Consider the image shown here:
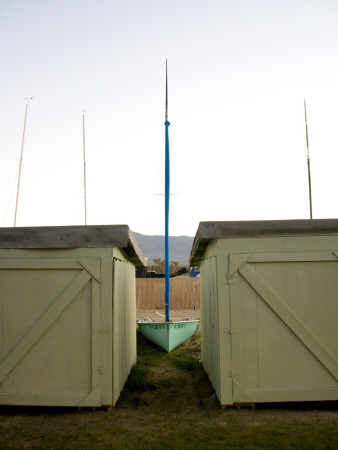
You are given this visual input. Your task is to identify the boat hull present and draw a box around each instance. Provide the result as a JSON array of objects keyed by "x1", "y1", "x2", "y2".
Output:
[{"x1": 137, "y1": 320, "x2": 199, "y2": 352}]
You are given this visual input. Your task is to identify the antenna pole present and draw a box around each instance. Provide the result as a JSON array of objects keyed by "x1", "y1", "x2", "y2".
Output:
[
  {"x1": 83, "y1": 112, "x2": 88, "y2": 225},
  {"x1": 164, "y1": 60, "x2": 170, "y2": 322},
  {"x1": 304, "y1": 99, "x2": 313, "y2": 219},
  {"x1": 14, "y1": 99, "x2": 31, "y2": 227}
]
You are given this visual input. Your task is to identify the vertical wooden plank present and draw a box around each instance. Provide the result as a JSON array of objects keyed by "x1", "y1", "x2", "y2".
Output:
[
  {"x1": 217, "y1": 247, "x2": 234, "y2": 406},
  {"x1": 91, "y1": 277, "x2": 101, "y2": 392},
  {"x1": 0, "y1": 270, "x2": 3, "y2": 360},
  {"x1": 200, "y1": 256, "x2": 221, "y2": 399},
  {"x1": 112, "y1": 256, "x2": 124, "y2": 405},
  {"x1": 100, "y1": 250, "x2": 113, "y2": 406},
  {"x1": 229, "y1": 267, "x2": 241, "y2": 404},
  {"x1": 126, "y1": 260, "x2": 137, "y2": 367}
]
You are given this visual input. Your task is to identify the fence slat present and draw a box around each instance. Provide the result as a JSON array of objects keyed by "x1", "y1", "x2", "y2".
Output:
[{"x1": 136, "y1": 278, "x2": 200, "y2": 309}]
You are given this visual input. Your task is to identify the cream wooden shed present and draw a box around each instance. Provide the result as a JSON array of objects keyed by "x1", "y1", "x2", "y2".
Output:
[
  {"x1": 0, "y1": 225, "x2": 145, "y2": 408},
  {"x1": 190, "y1": 219, "x2": 338, "y2": 407}
]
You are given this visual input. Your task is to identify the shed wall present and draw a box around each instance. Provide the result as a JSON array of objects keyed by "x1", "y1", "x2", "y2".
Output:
[
  {"x1": 0, "y1": 247, "x2": 136, "y2": 407},
  {"x1": 200, "y1": 255, "x2": 220, "y2": 396},
  {"x1": 200, "y1": 235, "x2": 338, "y2": 406},
  {"x1": 112, "y1": 247, "x2": 137, "y2": 405}
]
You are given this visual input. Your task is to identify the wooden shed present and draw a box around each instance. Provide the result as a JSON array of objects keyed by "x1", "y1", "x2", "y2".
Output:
[
  {"x1": 0, "y1": 225, "x2": 145, "y2": 408},
  {"x1": 190, "y1": 219, "x2": 338, "y2": 407}
]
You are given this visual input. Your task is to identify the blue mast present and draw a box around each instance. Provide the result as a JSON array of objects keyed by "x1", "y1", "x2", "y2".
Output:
[{"x1": 164, "y1": 60, "x2": 170, "y2": 322}]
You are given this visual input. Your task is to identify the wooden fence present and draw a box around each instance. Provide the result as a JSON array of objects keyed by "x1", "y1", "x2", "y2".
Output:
[{"x1": 136, "y1": 277, "x2": 200, "y2": 309}]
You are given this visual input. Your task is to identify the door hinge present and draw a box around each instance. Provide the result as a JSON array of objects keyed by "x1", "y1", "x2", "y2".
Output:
[{"x1": 222, "y1": 278, "x2": 236, "y2": 286}]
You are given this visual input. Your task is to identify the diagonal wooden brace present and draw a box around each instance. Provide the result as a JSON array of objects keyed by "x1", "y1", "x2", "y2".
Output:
[{"x1": 0, "y1": 269, "x2": 92, "y2": 383}]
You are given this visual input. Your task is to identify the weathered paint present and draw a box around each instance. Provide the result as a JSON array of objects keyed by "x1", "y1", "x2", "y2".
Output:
[
  {"x1": 191, "y1": 220, "x2": 338, "y2": 406},
  {"x1": 0, "y1": 226, "x2": 144, "y2": 407}
]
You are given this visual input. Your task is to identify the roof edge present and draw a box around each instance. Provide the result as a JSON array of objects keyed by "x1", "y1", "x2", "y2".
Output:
[
  {"x1": 0, "y1": 225, "x2": 146, "y2": 267},
  {"x1": 190, "y1": 219, "x2": 338, "y2": 265}
]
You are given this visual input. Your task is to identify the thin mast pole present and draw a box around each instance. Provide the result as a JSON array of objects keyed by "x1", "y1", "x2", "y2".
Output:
[
  {"x1": 304, "y1": 98, "x2": 313, "y2": 219},
  {"x1": 83, "y1": 112, "x2": 88, "y2": 225},
  {"x1": 164, "y1": 60, "x2": 170, "y2": 322},
  {"x1": 14, "y1": 99, "x2": 31, "y2": 227}
]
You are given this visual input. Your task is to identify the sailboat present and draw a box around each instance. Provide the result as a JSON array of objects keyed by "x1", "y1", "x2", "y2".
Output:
[{"x1": 137, "y1": 62, "x2": 199, "y2": 352}]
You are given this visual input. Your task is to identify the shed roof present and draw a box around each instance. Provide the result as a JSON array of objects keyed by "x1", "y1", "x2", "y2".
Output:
[
  {"x1": 0, "y1": 224, "x2": 145, "y2": 267},
  {"x1": 190, "y1": 219, "x2": 338, "y2": 265}
]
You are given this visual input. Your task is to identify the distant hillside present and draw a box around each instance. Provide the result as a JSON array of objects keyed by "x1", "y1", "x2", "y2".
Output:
[{"x1": 133, "y1": 232, "x2": 194, "y2": 266}]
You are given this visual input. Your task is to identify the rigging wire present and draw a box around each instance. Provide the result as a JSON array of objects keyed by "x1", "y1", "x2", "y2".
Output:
[
  {"x1": 304, "y1": 98, "x2": 313, "y2": 219},
  {"x1": 14, "y1": 97, "x2": 33, "y2": 227}
]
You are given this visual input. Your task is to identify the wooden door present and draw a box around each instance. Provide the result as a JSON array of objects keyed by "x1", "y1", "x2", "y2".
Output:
[
  {"x1": 0, "y1": 257, "x2": 102, "y2": 406},
  {"x1": 228, "y1": 251, "x2": 338, "y2": 403}
]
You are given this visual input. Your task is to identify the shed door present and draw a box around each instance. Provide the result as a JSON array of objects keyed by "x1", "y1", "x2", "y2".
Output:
[
  {"x1": 0, "y1": 258, "x2": 102, "y2": 407},
  {"x1": 229, "y1": 251, "x2": 338, "y2": 403}
]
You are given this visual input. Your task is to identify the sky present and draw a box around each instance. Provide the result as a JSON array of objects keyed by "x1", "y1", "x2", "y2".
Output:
[{"x1": 0, "y1": 0, "x2": 337, "y2": 237}]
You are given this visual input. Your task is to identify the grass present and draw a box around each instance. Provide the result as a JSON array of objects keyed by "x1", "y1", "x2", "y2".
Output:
[
  {"x1": 169, "y1": 330, "x2": 201, "y2": 370},
  {"x1": 122, "y1": 363, "x2": 150, "y2": 392},
  {"x1": 0, "y1": 328, "x2": 337, "y2": 449},
  {"x1": 1, "y1": 409, "x2": 337, "y2": 449}
]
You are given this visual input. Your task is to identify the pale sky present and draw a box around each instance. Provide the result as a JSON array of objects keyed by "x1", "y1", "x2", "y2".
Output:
[{"x1": 1, "y1": 0, "x2": 337, "y2": 236}]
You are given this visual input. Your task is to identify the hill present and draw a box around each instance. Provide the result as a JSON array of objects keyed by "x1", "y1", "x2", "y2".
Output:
[{"x1": 133, "y1": 232, "x2": 194, "y2": 266}]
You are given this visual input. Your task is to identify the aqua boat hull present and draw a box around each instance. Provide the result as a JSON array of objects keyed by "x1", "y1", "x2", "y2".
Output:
[{"x1": 137, "y1": 319, "x2": 199, "y2": 352}]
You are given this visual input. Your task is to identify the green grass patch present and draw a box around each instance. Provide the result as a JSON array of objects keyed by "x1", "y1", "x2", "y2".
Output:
[
  {"x1": 169, "y1": 349, "x2": 199, "y2": 370},
  {"x1": 136, "y1": 327, "x2": 168, "y2": 367},
  {"x1": 123, "y1": 363, "x2": 150, "y2": 392},
  {"x1": 168, "y1": 329, "x2": 201, "y2": 370},
  {"x1": 1, "y1": 412, "x2": 336, "y2": 449}
]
